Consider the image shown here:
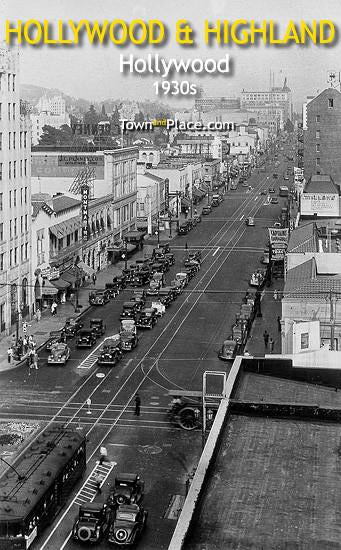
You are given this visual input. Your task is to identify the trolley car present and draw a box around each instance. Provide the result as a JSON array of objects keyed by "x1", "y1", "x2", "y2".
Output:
[{"x1": 0, "y1": 426, "x2": 86, "y2": 549}]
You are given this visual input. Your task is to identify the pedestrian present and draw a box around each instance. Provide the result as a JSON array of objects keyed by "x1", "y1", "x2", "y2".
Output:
[
  {"x1": 51, "y1": 301, "x2": 57, "y2": 316},
  {"x1": 36, "y1": 308, "x2": 41, "y2": 322},
  {"x1": 194, "y1": 208, "x2": 198, "y2": 215},
  {"x1": 23, "y1": 335, "x2": 28, "y2": 353},
  {"x1": 263, "y1": 330, "x2": 269, "y2": 348},
  {"x1": 7, "y1": 347, "x2": 13, "y2": 364},
  {"x1": 99, "y1": 446, "x2": 108, "y2": 465},
  {"x1": 17, "y1": 337, "x2": 23, "y2": 359},
  {"x1": 273, "y1": 289, "x2": 278, "y2": 300},
  {"x1": 94, "y1": 473, "x2": 102, "y2": 494},
  {"x1": 92, "y1": 273, "x2": 97, "y2": 286},
  {"x1": 134, "y1": 393, "x2": 141, "y2": 416},
  {"x1": 277, "y1": 316, "x2": 282, "y2": 332},
  {"x1": 269, "y1": 337, "x2": 274, "y2": 353},
  {"x1": 32, "y1": 353, "x2": 39, "y2": 370}
]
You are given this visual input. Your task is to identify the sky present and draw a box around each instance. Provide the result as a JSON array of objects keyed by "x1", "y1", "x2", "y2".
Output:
[{"x1": 1, "y1": 0, "x2": 341, "y2": 108}]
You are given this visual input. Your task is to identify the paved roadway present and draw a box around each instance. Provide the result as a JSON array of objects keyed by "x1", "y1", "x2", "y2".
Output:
[{"x1": 0, "y1": 141, "x2": 293, "y2": 549}]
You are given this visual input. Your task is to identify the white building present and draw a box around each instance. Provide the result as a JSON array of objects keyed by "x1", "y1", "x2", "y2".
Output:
[
  {"x1": 136, "y1": 167, "x2": 165, "y2": 233},
  {"x1": 0, "y1": 47, "x2": 32, "y2": 336},
  {"x1": 30, "y1": 95, "x2": 70, "y2": 145}
]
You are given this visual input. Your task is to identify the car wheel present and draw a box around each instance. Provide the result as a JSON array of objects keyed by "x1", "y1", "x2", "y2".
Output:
[
  {"x1": 78, "y1": 526, "x2": 91, "y2": 542},
  {"x1": 115, "y1": 494, "x2": 126, "y2": 505},
  {"x1": 115, "y1": 528, "x2": 128, "y2": 543}
]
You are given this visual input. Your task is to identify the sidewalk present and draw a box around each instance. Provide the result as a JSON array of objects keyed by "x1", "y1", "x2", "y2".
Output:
[
  {"x1": 0, "y1": 195, "x2": 210, "y2": 372},
  {"x1": 246, "y1": 278, "x2": 284, "y2": 357}
]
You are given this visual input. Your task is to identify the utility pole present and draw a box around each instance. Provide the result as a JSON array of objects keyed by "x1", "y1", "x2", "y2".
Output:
[{"x1": 329, "y1": 290, "x2": 335, "y2": 351}]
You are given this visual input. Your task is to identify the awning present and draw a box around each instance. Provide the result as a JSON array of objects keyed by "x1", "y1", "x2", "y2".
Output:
[
  {"x1": 51, "y1": 278, "x2": 70, "y2": 290},
  {"x1": 125, "y1": 230, "x2": 144, "y2": 239},
  {"x1": 199, "y1": 187, "x2": 208, "y2": 195},
  {"x1": 136, "y1": 220, "x2": 148, "y2": 229},
  {"x1": 42, "y1": 284, "x2": 58, "y2": 296},
  {"x1": 126, "y1": 243, "x2": 137, "y2": 252},
  {"x1": 76, "y1": 261, "x2": 96, "y2": 276},
  {"x1": 49, "y1": 219, "x2": 77, "y2": 239},
  {"x1": 60, "y1": 270, "x2": 77, "y2": 284},
  {"x1": 192, "y1": 188, "x2": 204, "y2": 199},
  {"x1": 181, "y1": 197, "x2": 191, "y2": 208}
]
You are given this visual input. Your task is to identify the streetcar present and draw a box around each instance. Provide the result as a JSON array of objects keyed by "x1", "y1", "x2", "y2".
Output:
[{"x1": 0, "y1": 426, "x2": 86, "y2": 549}]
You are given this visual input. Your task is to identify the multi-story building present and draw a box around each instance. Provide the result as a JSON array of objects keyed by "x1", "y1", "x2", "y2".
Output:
[
  {"x1": 303, "y1": 88, "x2": 341, "y2": 185},
  {"x1": 241, "y1": 80, "x2": 292, "y2": 122},
  {"x1": 136, "y1": 166, "x2": 165, "y2": 233},
  {"x1": 195, "y1": 96, "x2": 241, "y2": 112},
  {"x1": 30, "y1": 95, "x2": 71, "y2": 145},
  {"x1": 0, "y1": 47, "x2": 32, "y2": 336}
]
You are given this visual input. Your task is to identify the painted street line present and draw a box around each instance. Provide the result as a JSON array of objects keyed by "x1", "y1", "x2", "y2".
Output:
[{"x1": 212, "y1": 247, "x2": 220, "y2": 256}]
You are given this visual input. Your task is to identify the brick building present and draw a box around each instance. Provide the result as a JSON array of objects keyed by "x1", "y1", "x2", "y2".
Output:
[{"x1": 303, "y1": 88, "x2": 341, "y2": 185}]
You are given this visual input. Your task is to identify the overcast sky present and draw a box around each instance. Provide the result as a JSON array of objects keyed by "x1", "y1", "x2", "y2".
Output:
[{"x1": 2, "y1": 0, "x2": 341, "y2": 108}]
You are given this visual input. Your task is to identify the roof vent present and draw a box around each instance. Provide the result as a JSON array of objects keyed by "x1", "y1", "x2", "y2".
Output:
[
  {"x1": 24, "y1": 498, "x2": 31, "y2": 505},
  {"x1": 32, "y1": 489, "x2": 38, "y2": 495},
  {"x1": 45, "y1": 470, "x2": 52, "y2": 477},
  {"x1": 39, "y1": 479, "x2": 45, "y2": 486}
]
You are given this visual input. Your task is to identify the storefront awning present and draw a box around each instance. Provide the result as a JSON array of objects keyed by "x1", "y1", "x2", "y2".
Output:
[
  {"x1": 126, "y1": 243, "x2": 137, "y2": 252},
  {"x1": 42, "y1": 284, "x2": 58, "y2": 296},
  {"x1": 76, "y1": 261, "x2": 96, "y2": 276},
  {"x1": 125, "y1": 230, "x2": 145, "y2": 240},
  {"x1": 49, "y1": 219, "x2": 78, "y2": 239},
  {"x1": 192, "y1": 188, "x2": 205, "y2": 198},
  {"x1": 181, "y1": 197, "x2": 191, "y2": 208},
  {"x1": 60, "y1": 270, "x2": 77, "y2": 284},
  {"x1": 51, "y1": 278, "x2": 70, "y2": 290}
]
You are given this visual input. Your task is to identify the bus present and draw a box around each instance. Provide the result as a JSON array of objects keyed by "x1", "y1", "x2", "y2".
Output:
[
  {"x1": 279, "y1": 186, "x2": 289, "y2": 197},
  {"x1": 0, "y1": 426, "x2": 86, "y2": 549}
]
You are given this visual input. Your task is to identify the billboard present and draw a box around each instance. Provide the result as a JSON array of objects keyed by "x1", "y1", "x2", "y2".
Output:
[
  {"x1": 268, "y1": 228, "x2": 289, "y2": 245},
  {"x1": 301, "y1": 193, "x2": 339, "y2": 217},
  {"x1": 58, "y1": 155, "x2": 104, "y2": 167},
  {"x1": 81, "y1": 185, "x2": 90, "y2": 241}
]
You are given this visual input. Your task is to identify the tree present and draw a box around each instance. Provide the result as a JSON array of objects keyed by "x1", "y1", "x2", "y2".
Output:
[
  {"x1": 38, "y1": 124, "x2": 81, "y2": 147},
  {"x1": 110, "y1": 107, "x2": 121, "y2": 136},
  {"x1": 134, "y1": 111, "x2": 144, "y2": 123},
  {"x1": 83, "y1": 104, "x2": 99, "y2": 125}
]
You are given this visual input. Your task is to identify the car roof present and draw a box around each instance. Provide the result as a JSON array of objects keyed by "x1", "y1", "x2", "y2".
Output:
[
  {"x1": 79, "y1": 329, "x2": 93, "y2": 334},
  {"x1": 117, "y1": 504, "x2": 140, "y2": 513},
  {"x1": 90, "y1": 318, "x2": 103, "y2": 323},
  {"x1": 116, "y1": 473, "x2": 139, "y2": 482},
  {"x1": 80, "y1": 502, "x2": 104, "y2": 512},
  {"x1": 123, "y1": 301, "x2": 136, "y2": 307}
]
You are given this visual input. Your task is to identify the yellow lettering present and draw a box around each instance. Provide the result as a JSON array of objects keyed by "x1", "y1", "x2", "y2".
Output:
[
  {"x1": 204, "y1": 20, "x2": 221, "y2": 44},
  {"x1": 43, "y1": 20, "x2": 57, "y2": 44},
  {"x1": 231, "y1": 20, "x2": 249, "y2": 45},
  {"x1": 148, "y1": 20, "x2": 165, "y2": 44},
  {"x1": 320, "y1": 19, "x2": 335, "y2": 44},
  {"x1": 23, "y1": 20, "x2": 42, "y2": 45},
  {"x1": 58, "y1": 20, "x2": 73, "y2": 44},
  {"x1": 299, "y1": 20, "x2": 317, "y2": 44},
  {"x1": 250, "y1": 19, "x2": 267, "y2": 44},
  {"x1": 109, "y1": 20, "x2": 127, "y2": 44},
  {"x1": 6, "y1": 20, "x2": 22, "y2": 44},
  {"x1": 129, "y1": 20, "x2": 147, "y2": 45},
  {"x1": 68, "y1": 20, "x2": 86, "y2": 44},
  {"x1": 269, "y1": 20, "x2": 286, "y2": 44},
  {"x1": 84, "y1": 20, "x2": 109, "y2": 44},
  {"x1": 283, "y1": 21, "x2": 300, "y2": 44}
]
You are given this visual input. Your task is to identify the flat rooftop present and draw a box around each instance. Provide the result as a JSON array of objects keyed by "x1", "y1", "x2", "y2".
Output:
[{"x1": 185, "y1": 413, "x2": 341, "y2": 550}]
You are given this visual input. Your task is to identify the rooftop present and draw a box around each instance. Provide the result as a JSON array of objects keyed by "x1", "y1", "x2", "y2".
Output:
[
  {"x1": 304, "y1": 175, "x2": 340, "y2": 195},
  {"x1": 284, "y1": 257, "x2": 341, "y2": 298},
  {"x1": 287, "y1": 222, "x2": 319, "y2": 253},
  {"x1": 52, "y1": 194, "x2": 81, "y2": 213}
]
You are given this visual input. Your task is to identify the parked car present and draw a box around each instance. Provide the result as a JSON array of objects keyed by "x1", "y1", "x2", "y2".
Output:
[
  {"x1": 108, "y1": 473, "x2": 145, "y2": 506},
  {"x1": 97, "y1": 338, "x2": 123, "y2": 367},
  {"x1": 170, "y1": 280, "x2": 183, "y2": 296},
  {"x1": 273, "y1": 222, "x2": 282, "y2": 228},
  {"x1": 260, "y1": 252, "x2": 270, "y2": 265},
  {"x1": 63, "y1": 316, "x2": 83, "y2": 339},
  {"x1": 108, "y1": 504, "x2": 147, "y2": 546},
  {"x1": 187, "y1": 251, "x2": 201, "y2": 263},
  {"x1": 130, "y1": 272, "x2": 149, "y2": 287},
  {"x1": 184, "y1": 259, "x2": 200, "y2": 273},
  {"x1": 249, "y1": 269, "x2": 266, "y2": 289},
  {"x1": 178, "y1": 222, "x2": 190, "y2": 235},
  {"x1": 147, "y1": 272, "x2": 164, "y2": 296},
  {"x1": 132, "y1": 289, "x2": 147, "y2": 305},
  {"x1": 183, "y1": 266, "x2": 197, "y2": 280},
  {"x1": 269, "y1": 187, "x2": 276, "y2": 194},
  {"x1": 151, "y1": 300, "x2": 166, "y2": 317},
  {"x1": 158, "y1": 288, "x2": 173, "y2": 308},
  {"x1": 194, "y1": 214, "x2": 202, "y2": 224},
  {"x1": 260, "y1": 189, "x2": 267, "y2": 195},
  {"x1": 202, "y1": 205, "x2": 212, "y2": 215},
  {"x1": 105, "y1": 283, "x2": 118, "y2": 298},
  {"x1": 76, "y1": 329, "x2": 97, "y2": 348},
  {"x1": 72, "y1": 502, "x2": 111, "y2": 544},
  {"x1": 164, "y1": 252, "x2": 175, "y2": 265},
  {"x1": 47, "y1": 342, "x2": 70, "y2": 365},
  {"x1": 120, "y1": 302, "x2": 138, "y2": 322},
  {"x1": 89, "y1": 290, "x2": 110, "y2": 306},
  {"x1": 246, "y1": 217, "x2": 255, "y2": 226},
  {"x1": 174, "y1": 272, "x2": 189, "y2": 288},
  {"x1": 46, "y1": 330, "x2": 64, "y2": 352},
  {"x1": 90, "y1": 318, "x2": 106, "y2": 337},
  {"x1": 273, "y1": 173, "x2": 279, "y2": 179},
  {"x1": 136, "y1": 307, "x2": 157, "y2": 329},
  {"x1": 218, "y1": 339, "x2": 240, "y2": 362},
  {"x1": 113, "y1": 274, "x2": 127, "y2": 290}
]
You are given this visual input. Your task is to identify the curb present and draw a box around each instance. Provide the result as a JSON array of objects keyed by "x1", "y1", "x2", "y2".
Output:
[{"x1": 1, "y1": 302, "x2": 93, "y2": 374}]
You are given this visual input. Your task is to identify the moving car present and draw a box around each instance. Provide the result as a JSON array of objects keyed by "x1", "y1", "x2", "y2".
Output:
[
  {"x1": 113, "y1": 275, "x2": 127, "y2": 290},
  {"x1": 177, "y1": 222, "x2": 190, "y2": 235},
  {"x1": 105, "y1": 283, "x2": 118, "y2": 298},
  {"x1": 72, "y1": 502, "x2": 111, "y2": 544},
  {"x1": 273, "y1": 173, "x2": 279, "y2": 179},
  {"x1": 184, "y1": 260, "x2": 200, "y2": 273},
  {"x1": 187, "y1": 251, "x2": 201, "y2": 263},
  {"x1": 218, "y1": 339, "x2": 240, "y2": 362},
  {"x1": 245, "y1": 217, "x2": 255, "y2": 226},
  {"x1": 147, "y1": 272, "x2": 164, "y2": 296},
  {"x1": 194, "y1": 214, "x2": 202, "y2": 224},
  {"x1": 136, "y1": 307, "x2": 157, "y2": 329},
  {"x1": 158, "y1": 288, "x2": 173, "y2": 308},
  {"x1": 97, "y1": 338, "x2": 123, "y2": 367},
  {"x1": 108, "y1": 473, "x2": 145, "y2": 506},
  {"x1": 120, "y1": 320, "x2": 138, "y2": 351},
  {"x1": 151, "y1": 300, "x2": 166, "y2": 317},
  {"x1": 76, "y1": 329, "x2": 97, "y2": 348},
  {"x1": 120, "y1": 302, "x2": 138, "y2": 322},
  {"x1": 47, "y1": 342, "x2": 70, "y2": 365},
  {"x1": 89, "y1": 290, "x2": 110, "y2": 306},
  {"x1": 260, "y1": 189, "x2": 267, "y2": 195},
  {"x1": 269, "y1": 187, "x2": 276, "y2": 194},
  {"x1": 249, "y1": 269, "x2": 266, "y2": 289},
  {"x1": 46, "y1": 330, "x2": 64, "y2": 352},
  {"x1": 174, "y1": 272, "x2": 189, "y2": 288},
  {"x1": 90, "y1": 318, "x2": 106, "y2": 337},
  {"x1": 63, "y1": 316, "x2": 83, "y2": 339},
  {"x1": 164, "y1": 252, "x2": 175, "y2": 265},
  {"x1": 270, "y1": 197, "x2": 279, "y2": 204},
  {"x1": 130, "y1": 271, "x2": 149, "y2": 287},
  {"x1": 108, "y1": 504, "x2": 147, "y2": 546},
  {"x1": 202, "y1": 205, "x2": 212, "y2": 215}
]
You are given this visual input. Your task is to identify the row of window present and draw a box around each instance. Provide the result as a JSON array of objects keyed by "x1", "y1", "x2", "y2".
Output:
[
  {"x1": 0, "y1": 243, "x2": 28, "y2": 271},
  {"x1": 0, "y1": 188, "x2": 28, "y2": 211},
  {"x1": 0, "y1": 102, "x2": 18, "y2": 121},
  {"x1": 0, "y1": 130, "x2": 28, "y2": 150},
  {"x1": 0, "y1": 73, "x2": 16, "y2": 93},
  {"x1": 8, "y1": 215, "x2": 29, "y2": 238},
  {"x1": 0, "y1": 160, "x2": 28, "y2": 180},
  {"x1": 315, "y1": 99, "x2": 334, "y2": 123}
]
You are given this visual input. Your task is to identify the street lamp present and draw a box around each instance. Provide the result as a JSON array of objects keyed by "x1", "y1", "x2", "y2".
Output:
[{"x1": 122, "y1": 238, "x2": 128, "y2": 270}]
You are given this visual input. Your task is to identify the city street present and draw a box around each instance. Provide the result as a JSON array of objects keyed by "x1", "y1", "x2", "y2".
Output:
[{"x1": 0, "y1": 152, "x2": 289, "y2": 549}]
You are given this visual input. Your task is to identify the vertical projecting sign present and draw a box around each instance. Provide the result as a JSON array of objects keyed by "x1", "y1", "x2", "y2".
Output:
[
  {"x1": 81, "y1": 185, "x2": 89, "y2": 241},
  {"x1": 164, "y1": 179, "x2": 169, "y2": 212}
]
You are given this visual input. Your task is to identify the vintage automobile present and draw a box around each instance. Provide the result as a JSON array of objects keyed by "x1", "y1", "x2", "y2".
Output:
[
  {"x1": 72, "y1": 502, "x2": 112, "y2": 544},
  {"x1": 108, "y1": 504, "x2": 147, "y2": 546},
  {"x1": 194, "y1": 214, "x2": 202, "y2": 224},
  {"x1": 201, "y1": 205, "x2": 212, "y2": 215},
  {"x1": 183, "y1": 266, "x2": 196, "y2": 281},
  {"x1": 113, "y1": 274, "x2": 127, "y2": 290},
  {"x1": 158, "y1": 288, "x2": 173, "y2": 308},
  {"x1": 249, "y1": 269, "x2": 266, "y2": 289},
  {"x1": 187, "y1": 251, "x2": 201, "y2": 263},
  {"x1": 135, "y1": 258, "x2": 153, "y2": 270},
  {"x1": 184, "y1": 259, "x2": 200, "y2": 273},
  {"x1": 260, "y1": 189, "x2": 268, "y2": 195},
  {"x1": 164, "y1": 252, "x2": 175, "y2": 265},
  {"x1": 269, "y1": 187, "x2": 276, "y2": 194},
  {"x1": 63, "y1": 316, "x2": 84, "y2": 339},
  {"x1": 130, "y1": 271, "x2": 149, "y2": 287},
  {"x1": 270, "y1": 197, "x2": 279, "y2": 204},
  {"x1": 177, "y1": 222, "x2": 190, "y2": 235},
  {"x1": 97, "y1": 337, "x2": 123, "y2": 367},
  {"x1": 136, "y1": 307, "x2": 157, "y2": 329},
  {"x1": 132, "y1": 289, "x2": 146, "y2": 305},
  {"x1": 120, "y1": 302, "x2": 139, "y2": 322},
  {"x1": 89, "y1": 290, "x2": 110, "y2": 306},
  {"x1": 169, "y1": 280, "x2": 183, "y2": 296},
  {"x1": 151, "y1": 261, "x2": 166, "y2": 274},
  {"x1": 218, "y1": 339, "x2": 240, "y2": 362},
  {"x1": 120, "y1": 320, "x2": 138, "y2": 352},
  {"x1": 76, "y1": 329, "x2": 97, "y2": 349},
  {"x1": 246, "y1": 217, "x2": 255, "y2": 226},
  {"x1": 174, "y1": 272, "x2": 189, "y2": 288},
  {"x1": 47, "y1": 342, "x2": 70, "y2": 365},
  {"x1": 108, "y1": 473, "x2": 145, "y2": 506},
  {"x1": 147, "y1": 272, "x2": 164, "y2": 296},
  {"x1": 105, "y1": 282, "x2": 118, "y2": 298},
  {"x1": 211, "y1": 196, "x2": 220, "y2": 207},
  {"x1": 46, "y1": 330, "x2": 64, "y2": 352},
  {"x1": 151, "y1": 300, "x2": 166, "y2": 317},
  {"x1": 90, "y1": 318, "x2": 106, "y2": 337},
  {"x1": 162, "y1": 286, "x2": 177, "y2": 302},
  {"x1": 260, "y1": 251, "x2": 270, "y2": 265}
]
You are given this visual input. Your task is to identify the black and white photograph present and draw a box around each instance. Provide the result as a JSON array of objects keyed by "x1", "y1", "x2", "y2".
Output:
[{"x1": 1, "y1": 0, "x2": 341, "y2": 548}]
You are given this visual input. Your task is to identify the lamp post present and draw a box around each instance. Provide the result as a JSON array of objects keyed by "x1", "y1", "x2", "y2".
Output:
[{"x1": 122, "y1": 238, "x2": 128, "y2": 270}]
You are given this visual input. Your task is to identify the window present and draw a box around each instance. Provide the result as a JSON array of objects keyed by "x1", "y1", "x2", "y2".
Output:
[
  {"x1": 9, "y1": 220, "x2": 12, "y2": 238},
  {"x1": 21, "y1": 244, "x2": 24, "y2": 261},
  {"x1": 20, "y1": 216, "x2": 23, "y2": 233},
  {"x1": 25, "y1": 243, "x2": 28, "y2": 259},
  {"x1": 9, "y1": 190, "x2": 11, "y2": 208},
  {"x1": 24, "y1": 132, "x2": 27, "y2": 148},
  {"x1": 0, "y1": 163, "x2": 2, "y2": 181},
  {"x1": 12, "y1": 75, "x2": 15, "y2": 92},
  {"x1": 328, "y1": 98, "x2": 334, "y2": 108},
  {"x1": 14, "y1": 247, "x2": 17, "y2": 265},
  {"x1": 14, "y1": 218, "x2": 17, "y2": 236},
  {"x1": 316, "y1": 114, "x2": 320, "y2": 123},
  {"x1": 19, "y1": 132, "x2": 22, "y2": 148},
  {"x1": 24, "y1": 187, "x2": 27, "y2": 203},
  {"x1": 13, "y1": 132, "x2": 15, "y2": 149},
  {"x1": 7, "y1": 103, "x2": 10, "y2": 120},
  {"x1": 24, "y1": 214, "x2": 27, "y2": 231},
  {"x1": 316, "y1": 130, "x2": 320, "y2": 139},
  {"x1": 0, "y1": 254, "x2": 4, "y2": 271},
  {"x1": 316, "y1": 144, "x2": 320, "y2": 152},
  {"x1": 9, "y1": 249, "x2": 12, "y2": 267},
  {"x1": 12, "y1": 103, "x2": 15, "y2": 120},
  {"x1": 316, "y1": 158, "x2": 321, "y2": 166},
  {"x1": 8, "y1": 132, "x2": 11, "y2": 150},
  {"x1": 0, "y1": 133, "x2": 2, "y2": 150},
  {"x1": 66, "y1": 234, "x2": 71, "y2": 246},
  {"x1": 0, "y1": 103, "x2": 2, "y2": 120},
  {"x1": 13, "y1": 190, "x2": 16, "y2": 207},
  {"x1": 0, "y1": 223, "x2": 3, "y2": 241},
  {"x1": 8, "y1": 162, "x2": 11, "y2": 179},
  {"x1": 24, "y1": 159, "x2": 27, "y2": 176},
  {"x1": 13, "y1": 161, "x2": 16, "y2": 178},
  {"x1": 0, "y1": 194, "x2": 3, "y2": 211},
  {"x1": 20, "y1": 188, "x2": 23, "y2": 204},
  {"x1": 7, "y1": 75, "x2": 10, "y2": 92},
  {"x1": 20, "y1": 160, "x2": 22, "y2": 176}
]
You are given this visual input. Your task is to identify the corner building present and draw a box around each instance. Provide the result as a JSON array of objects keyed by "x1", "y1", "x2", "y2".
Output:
[{"x1": 0, "y1": 48, "x2": 32, "y2": 336}]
